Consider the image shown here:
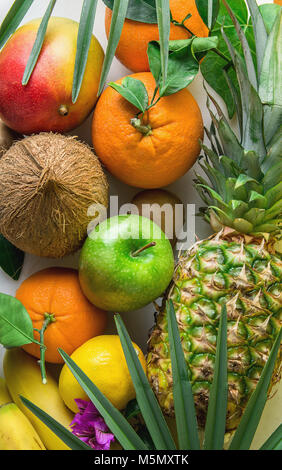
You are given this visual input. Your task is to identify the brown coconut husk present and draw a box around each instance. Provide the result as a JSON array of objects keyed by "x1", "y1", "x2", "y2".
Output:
[{"x1": 0, "y1": 132, "x2": 108, "y2": 258}]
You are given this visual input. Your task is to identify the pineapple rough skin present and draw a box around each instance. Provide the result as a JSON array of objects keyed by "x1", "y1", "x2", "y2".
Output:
[{"x1": 147, "y1": 230, "x2": 282, "y2": 431}]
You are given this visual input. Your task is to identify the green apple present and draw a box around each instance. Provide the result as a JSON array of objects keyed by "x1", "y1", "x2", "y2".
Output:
[{"x1": 78, "y1": 214, "x2": 174, "y2": 312}]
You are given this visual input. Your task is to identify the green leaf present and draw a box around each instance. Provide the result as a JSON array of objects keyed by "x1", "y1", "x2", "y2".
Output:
[
  {"x1": 260, "y1": 3, "x2": 282, "y2": 35},
  {"x1": 259, "y1": 10, "x2": 282, "y2": 107},
  {"x1": 114, "y1": 314, "x2": 176, "y2": 451},
  {"x1": 195, "y1": 0, "x2": 220, "y2": 30},
  {"x1": 191, "y1": 36, "x2": 219, "y2": 55},
  {"x1": 221, "y1": 28, "x2": 266, "y2": 158},
  {"x1": 72, "y1": 0, "x2": 98, "y2": 103},
  {"x1": 201, "y1": 0, "x2": 254, "y2": 119},
  {"x1": 229, "y1": 328, "x2": 282, "y2": 450},
  {"x1": 0, "y1": 293, "x2": 34, "y2": 348},
  {"x1": 148, "y1": 40, "x2": 199, "y2": 97},
  {"x1": 246, "y1": 0, "x2": 268, "y2": 77},
  {"x1": 166, "y1": 300, "x2": 200, "y2": 450},
  {"x1": 109, "y1": 77, "x2": 149, "y2": 113},
  {"x1": 20, "y1": 396, "x2": 91, "y2": 450},
  {"x1": 102, "y1": 0, "x2": 158, "y2": 24},
  {"x1": 98, "y1": 0, "x2": 129, "y2": 96},
  {"x1": 0, "y1": 0, "x2": 34, "y2": 50},
  {"x1": 0, "y1": 235, "x2": 24, "y2": 280},
  {"x1": 222, "y1": 0, "x2": 257, "y2": 91},
  {"x1": 260, "y1": 424, "x2": 282, "y2": 451},
  {"x1": 59, "y1": 348, "x2": 146, "y2": 450},
  {"x1": 155, "y1": 0, "x2": 170, "y2": 86},
  {"x1": 124, "y1": 399, "x2": 141, "y2": 420},
  {"x1": 22, "y1": 0, "x2": 56, "y2": 86},
  {"x1": 203, "y1": 305, "x2": 228, "y2": 450}
]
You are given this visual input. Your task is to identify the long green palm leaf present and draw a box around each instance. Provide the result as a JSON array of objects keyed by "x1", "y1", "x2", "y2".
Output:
[
  {"x1": 260, "y1": 424, "x2": 282, "y2": 451},
  {"x1": 59, "y1": 348, "x2": 147, "y2": 450},
  {"x1": 203, "y1": 304, "x2": 228, "y2": 450},
  {"x1": 72, "y1": 0, "x2": 98, "y2": 103},
  {"x1": 22, "y1": 0, "x2": 56, "y2": 85},
  {"x1": 166, "y1": 300, "x2": 200, "y2": 450},
  {"x1": 115, "y1": 314, "x2": 176, "y2": 451},
  {"x1": 98, "y1": 0, "x2": 129, "y2": 96},
  {"x1": 0, "y1": 0, "x2": 34, "y2": 50},
  {"x1": 155, "y1": 0, "x2": 170, "y2": 86},
  {"x1": 20, "y1": 396, "x2": 92, "y2": 450}
]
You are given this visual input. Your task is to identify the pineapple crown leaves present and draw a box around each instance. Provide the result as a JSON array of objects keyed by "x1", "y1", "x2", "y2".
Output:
[
  {"x1": 196, "y1": 1, "x2": 282, "y2": 237},
  {"x1": 20, "y1": 303, "x2": 282, "y2": 451}
]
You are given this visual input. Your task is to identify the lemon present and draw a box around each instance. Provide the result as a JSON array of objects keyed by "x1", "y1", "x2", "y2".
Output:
[{"x1": 59, "y1": 335, "x2": 146, "y2": 413}]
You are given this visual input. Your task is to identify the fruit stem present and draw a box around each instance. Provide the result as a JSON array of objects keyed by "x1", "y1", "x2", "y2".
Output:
[
  {"x1": 37, "y1": 313, "x2": 56, "y2": 385},
  {"x1": 58, "y1": 104, "x2": 69, "y2": 116},
  {"x1": 131, "y1": 117, "x2": 152, "y2": 136},
  {"x1": 131, "y1": 242, "x2": 156, "y2": 257}
]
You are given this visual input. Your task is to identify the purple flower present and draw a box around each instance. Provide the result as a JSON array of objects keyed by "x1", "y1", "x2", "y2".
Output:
[{"x1": 70, "y1": 399, "x2": 115, "y2": 450}]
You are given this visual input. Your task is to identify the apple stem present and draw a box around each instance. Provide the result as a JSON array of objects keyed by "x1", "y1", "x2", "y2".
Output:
[{"x1": 131, "y1": 242, "x2": 156, "y2": 257}]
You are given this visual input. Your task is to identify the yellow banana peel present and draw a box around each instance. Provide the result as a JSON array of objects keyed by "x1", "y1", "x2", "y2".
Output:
[
  {"x1": 0, "y1": 402, "x2": 45, "y2": 450},
  {"x1": 4, "y1": 348, "x2": 74, "y2": 451}
]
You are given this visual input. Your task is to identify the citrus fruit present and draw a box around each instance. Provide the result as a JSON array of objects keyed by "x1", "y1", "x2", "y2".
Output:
[
  {"x1": 59, "y1": 335, "x2": 147, "y2": 412},
  {"x1": 105, "y1": 0, "x2": 209, "y2": 72},
  {"x1": 16, "y1": 267, "x2": 107, "y2": 363},
  {"x1": 0, "y1": 18, "x2": 104, "y2": 134},
  {"x1": 92, "y1": 72, "x2": 203, "y2": 188}
]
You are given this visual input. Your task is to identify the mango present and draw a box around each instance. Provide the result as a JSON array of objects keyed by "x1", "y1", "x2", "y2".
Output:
[{"x1": 0, "y1": 17, "x2": 104, "y2": 134}]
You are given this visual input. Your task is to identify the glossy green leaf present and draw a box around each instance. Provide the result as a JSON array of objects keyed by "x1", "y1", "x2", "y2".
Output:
[
  {"x1": 0, "y1": 0, "x2": 34, "y2": 50},
  {"x1": 260, "y1": 425, "x2": 282, "y2": 451},
  {"x1": 102, "y1": 0, "x2": 158, "y2": 24},
  {"x1": 72, "y1": 0, "x2": 98, "y2": 103},
  {"x1": 192, "y1": 36, "x2": 219, "y2": 55},
  {"x1": 22, "y1": 0, "x2": 56, "y2": 86},
  {"x1": 109, "y1": 77, "x2": 149, "y2": 112},
  {"x1": 59, "y1": 348, "x2": 147, "y2": 450},
  {"x1": 166, "y1": 300, "x2": 200, "y2": 450},
  {"x1": 203, "y1": 305, "x2": 228, "y2": 450},
  {"x1": 0, "y1": 235, "x2": 24, "y2": 280},
  {"x1": 229, "y1": 328, "x2": 282, "y2": 450},
  {"x1": 148, "y1": 40, "x2": 199, "y2": 97},
  {"x1": 115, "y1": 314, "x2": 176, "y2": 451},
  {"x1": 195, "y1": 0, "x2": 220, "y2": 30},
  {"x1": 0, "y1": 293, "x2": 34, "y2": 348},
  {"x1": 98, "y1": 0, "x2": 129, "y2": 96},
  {"x1": 155, "y1": 0, "x2": 170, "y2": 85},
  {"x1": 246, "y1": 0, "x2": 268, "y2": 77},
  {"x1": 20, "y1": 396, "x2": 91, "y2": 450}
]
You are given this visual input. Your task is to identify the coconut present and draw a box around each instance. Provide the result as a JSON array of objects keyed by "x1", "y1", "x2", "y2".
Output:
[{"x1": 0, "y1": 133, "x2": 108, "y2": 258}]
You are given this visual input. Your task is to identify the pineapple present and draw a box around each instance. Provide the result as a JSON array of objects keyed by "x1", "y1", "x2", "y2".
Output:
[{"x1": 147, "y1": 1, "x2": 282, "y2": 432}]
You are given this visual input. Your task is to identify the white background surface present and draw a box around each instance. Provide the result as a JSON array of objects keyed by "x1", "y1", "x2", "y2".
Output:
[{"x1": 0, "y1": 0, "x2": 279, "y2": 449}]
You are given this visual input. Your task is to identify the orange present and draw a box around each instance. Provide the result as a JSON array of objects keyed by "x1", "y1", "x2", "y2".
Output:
[
  {"x1": 274, "y1": 0, "x2": 282, "y2": 5},
  {"x1": 105, "y1": 0, "x2": 209, "y2": 72},
  {"x1": 16, "y1": 267, "x2": 107, "y2": 363},
  {"x1": 92, "y1": 72, "x2": 203, "y2": 189}
]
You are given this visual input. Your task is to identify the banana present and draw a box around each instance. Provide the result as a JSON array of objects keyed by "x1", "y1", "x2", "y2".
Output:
[
  {"x1": 0, "y1": 377, "x2": 12, "y2": 406},
  {"x1": 4, "y1": 348, "x2": 74, "y2": 450},
  {"x1": 0, "y1": 403, "x2": 45, "y2": 450}
]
